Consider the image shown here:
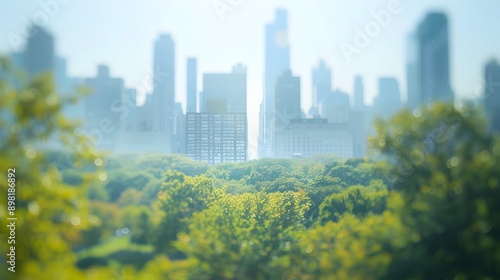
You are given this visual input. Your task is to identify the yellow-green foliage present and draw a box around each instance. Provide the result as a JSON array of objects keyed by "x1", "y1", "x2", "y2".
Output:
[
  {"x1": 176, "y1": 191, "x2": 310, "y2": 279},
  {"x1": 0, "y1": 58, "x2": 107, "y2": 279}
]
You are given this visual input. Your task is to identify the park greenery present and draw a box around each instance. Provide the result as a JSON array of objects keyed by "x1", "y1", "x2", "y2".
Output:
[{"x1": 1, "y1": 57, "x2": 500, "y2": 279}]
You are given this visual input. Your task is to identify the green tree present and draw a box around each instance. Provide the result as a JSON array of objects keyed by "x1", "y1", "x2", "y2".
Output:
[
  {"x1": 0, "y1": 58, "x2": 111, "y2": 279},
  {"x1": 104, "y1": 169, "x2": 152, "y2": 201},
  {"x1": 176, "y1": 191, "x2": 310, "y2": 280},
  {"x1": 272, "y1": 208, "x2": 410, "y2": 280},
  {"x1": 78, "y1": 201, "x2": 123, "y2": 248},
  {"x1": 371, "y1": 103, "x2": 500, "y2": 279},
  {"x1": 318, "y1": 185, "x2": 388, "y2": 224},
  {"x1": 122, "y1": 205, "x2": 155, "y2": 244},
  {"x1": 152, "y1": 171, "x2": 224, "y2": 254},
  {"x1": 301, "y1": 175, "x2": 346, "y2": 227}
]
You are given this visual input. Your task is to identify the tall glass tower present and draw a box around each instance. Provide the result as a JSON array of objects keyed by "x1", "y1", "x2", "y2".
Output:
[
  {"x1": 24, "y1": 25, "x2": 54, "y2": 78},
  {"x1": 152, "y1": 34, "x2": 176, "y2": 152},
  {"x1": 258, "y1": 9, "x2": 290, "y2": 158},
  {"x1": 417, "y1": 12, "x2": 454, "y2": 106}
]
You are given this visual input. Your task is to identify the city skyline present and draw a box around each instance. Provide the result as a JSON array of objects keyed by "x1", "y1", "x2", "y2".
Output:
[
  {"x1": 1, "y1": 0, "x2": 500, "y2": 158},
  {"x1": 2, "y1": 3, "x2": 500, "y2": 279}
]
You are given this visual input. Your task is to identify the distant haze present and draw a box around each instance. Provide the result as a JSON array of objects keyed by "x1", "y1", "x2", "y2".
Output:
[{"x1": 1, "y1": 0, "x2": 499, "y2": 158}]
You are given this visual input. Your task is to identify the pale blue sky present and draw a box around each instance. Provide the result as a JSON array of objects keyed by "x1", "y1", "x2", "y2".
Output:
[{"x1": 1, "y1": 0, "x2": 499, "y2": 155}]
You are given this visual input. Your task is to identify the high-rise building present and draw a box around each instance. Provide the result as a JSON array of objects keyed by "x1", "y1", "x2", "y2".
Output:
[
  {"x1": 138, "y1": 93, "x2": 154, "y2": 132},
  {"x1": 186, "y1": 58, "x2": 198, "y2": 113},
  {"x1": 406, "y1": 34, "x2": 421, "y2": 110},
  {"x1": 351, "y1": 76, "x2": 367, "y2": 158},
  {"x1": 484, "y1": 60, "x2": 500, "y2": 133},
  {"x1": 353, "y1": 75, "x2": 364, "y2": 111},
  {"x1": 186, "y1": 113, "x2": 247, "y2": 164},
  {"x1": 55, "y1": 57, "x2": 83, "y2": 120},
  {"x1": 152, "y1": 34, "x2": 176, "y2": 152},
  {"x1": 83, "y1": 65, "x2": 124, "y2": 148},
  {"x1": 275, "y1": 70, "x2": 301, "y2": 124},
  {"x1": 186, "y1": 65, "x2": 248, "y2": 164},
  {"x1": 24, "y1": 25, "x2": 55, "y2": 78},
  {"x1": 374, "y1": 77, "x2": 402, "y2": 119},
  {"x1": 259, "y1": 8, "x2": 290, "y2": 158},
  {"x1": 320, "y1": 90, "x2": 351, "y2": 123},
  {"x1": 55, "y1": 57, "x2": 69, "y2": 92},
  {"x1": 173, "y1": 102, "x2": 186, "y2": 154},
  {"x1": 201, "y1": 64, "x2": 247, "y2": 113},
  {"x1": 312, "y1": 60, "x2": 332, "y2": 108},
  {"x1": 274, "y1": 119, "x2": 353, "y2": 159},
  {"x1": 408, "y1": 12, "x2": 454, "y2": 108},
  {"x1": 122, "y1": 88, "x2": 138, "y2": 131},
  {"x1": 116, "y1": 92, "x2": 171, "y2": 154}
]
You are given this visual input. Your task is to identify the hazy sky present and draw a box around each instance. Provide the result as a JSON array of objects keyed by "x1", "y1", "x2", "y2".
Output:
[{"x1": 1, "y1": 0, "x2": 500, "y2": 157}]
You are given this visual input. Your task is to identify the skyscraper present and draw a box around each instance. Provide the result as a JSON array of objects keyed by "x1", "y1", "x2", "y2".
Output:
[
  {"x1": 84, "y1": 65, "x2": 124, "y2": 148},
  {"x1": 484, "y1": 60, "x2": 500, "y2": 133},
  {"x1": 55, "y1": 57, "x2": 80, "y2": 97},
  {"x1": 353, "y1": 75, "x2": 364, "y2": 111},
  {"x1": 406, "y1": 34, "x2": 421, "y2": 110},
  {"x1": 186, "y1": 58, "x2": 197, "y2": 113},
  {"x1": 320, "y1": 90, "x2": 351, "y2": 124},
  {"x1": 153, "y1": 34, "x2": 176, "y2": 152},
  {"x1": 374, "y1": 77, "x2": 402, "y2": 119},
  {"x1": 55, "y1": 57, "x2": 68, "y2": 92},
  {"x1": 351, "y1": 75, "x2": 367, "y2": 158},
  {"x1": 24, "y1": 25, "x2": 54, "y2": 78},
  {"x1": 173, "y1": 102, "x2": 186, "y2": 154},
  {"x1": 138, "y1": 93, "x2": 154, "y2": 132},
  {"x1": 122, "y1": 88, "x2": 138, "y2": 131},
  {"x1": 186, "y1": 65, "x2": 248, "y2": 164},
  {"x1": 259, "y1": 8, "x2": 290, "y2": 158},
  {"x1": 275, "y1": 70, "x2": 301, "y2": 124},
  {"x1": 408, "y1": 12, "x2": 454, "y2": 108},
  {"x1": 312, "y1": 60, "x2": 332, "y2": 108},
  {"x1": 201, "y1": 64, "x2": 247, "y2": 113}
]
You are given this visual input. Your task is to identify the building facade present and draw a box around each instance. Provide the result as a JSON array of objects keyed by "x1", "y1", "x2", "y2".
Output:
[
  {"x1": 274, "y1": 119, "x2": 353, "y2": 159},
  {"x1": 186, "y1": 113, "x2": 247, "y2": 164},
  {"x1": 186, "y1": 64, "x2": 248, "y2": 164}
]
